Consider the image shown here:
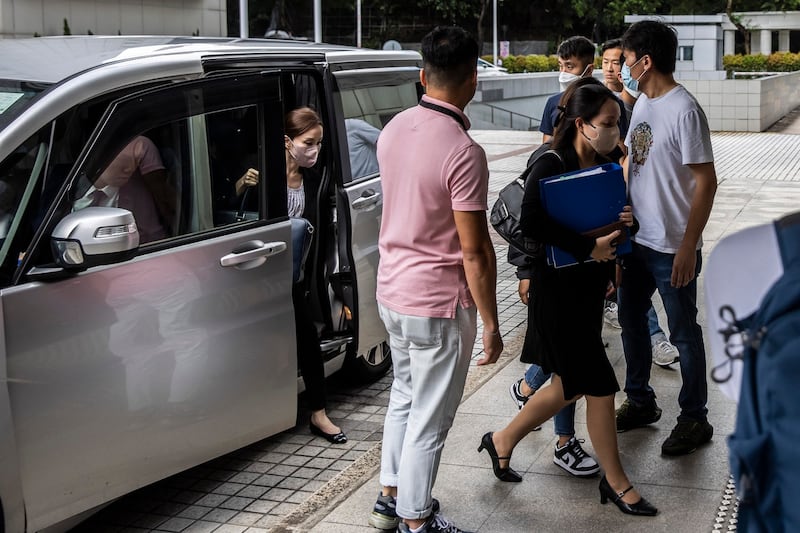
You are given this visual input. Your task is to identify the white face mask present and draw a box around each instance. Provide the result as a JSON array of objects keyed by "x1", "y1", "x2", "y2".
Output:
[
  {"x1": 286, "y1": 137, "x2": 320, "y2": 168},
  {"x1": 558, "y1": 64, "x2": 591, "y2": 92},
  {"x1": 582, "y1": 122, "x2": 620, "y2": 155}
]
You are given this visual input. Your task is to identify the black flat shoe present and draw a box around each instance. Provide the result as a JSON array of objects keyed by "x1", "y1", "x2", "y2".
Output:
[
  {"x1": 598, "y1": 476, "x2": 658, "y2": 516},
  {"x1": 477, "y1": 432, "x2": 522, "y2": 482},
  {"x1": 309, "y1": 422, "x2": 347, "y2": 444}
]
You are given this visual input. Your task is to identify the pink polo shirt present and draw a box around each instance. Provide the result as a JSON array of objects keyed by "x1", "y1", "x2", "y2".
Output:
[{"x1": 376, "y1": 95, "x2": 489, "y2": 319}]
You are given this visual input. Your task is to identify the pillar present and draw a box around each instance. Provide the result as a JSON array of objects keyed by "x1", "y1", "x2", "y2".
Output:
[
  {"x1": 760, "y1": 29, "x2": 772, "y2": 56},
  {"x1": 750, "y1": 32, "x2": 759, "y2": 55},
  {"x1": 724, "y1": 30, "x2": 736, "y2": 56},
  {"x1": 779, "y1": 30, "x2": 790, "y2": 52}
]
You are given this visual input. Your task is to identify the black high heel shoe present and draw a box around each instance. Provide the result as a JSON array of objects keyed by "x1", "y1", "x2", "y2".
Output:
[
  {"x1": 598, "y1": 476, "x2": 657, "y2": 516},
  {"x1": 477, "y1": 432, "x2": 522, "y2": 482},
  {"x1": 309, "y1": 422, "x2": 347, "y2": 444}
]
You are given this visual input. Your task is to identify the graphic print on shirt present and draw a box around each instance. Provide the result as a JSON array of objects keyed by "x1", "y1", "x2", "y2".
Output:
[{"x1": 630, "y1": 121, "x2": 653, "y2": 177}]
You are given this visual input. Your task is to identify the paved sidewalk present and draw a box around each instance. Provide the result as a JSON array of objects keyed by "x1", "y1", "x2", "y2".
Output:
[{"x1": 306, "y1": 129, "x2": 800, "y2": 533}]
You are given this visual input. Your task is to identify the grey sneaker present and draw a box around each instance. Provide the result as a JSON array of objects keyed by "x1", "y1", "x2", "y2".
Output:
[
  {"x1": 603, "y1": 302, "x2": 621, "y2": 329},
  {"x1": 397, "y1": 512, "x2": 471, "y2": 533},
  {"x1": 553, "y1": 437, "x2": 600, "y2": 477},
  {"x1": 652, "y1": 339, "x2": 680, "y2": 367},
  {"x1": 369, "y1": 493, "x2": 440, "y2": 531}
]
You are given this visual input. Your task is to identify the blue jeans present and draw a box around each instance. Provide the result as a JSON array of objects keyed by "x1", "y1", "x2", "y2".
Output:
[
  {"x1": 618, "y1": 243, "x2": 708, "y2": 422},
  {"x1": 611, "y1": 293, "x2": 663, "y2": 338},
  {"x1": 647, "y1": 306, "x2": 663, "y2": 338},
  {"x1": 523, "y1": 364, "x2": 575, "y2": 436}
]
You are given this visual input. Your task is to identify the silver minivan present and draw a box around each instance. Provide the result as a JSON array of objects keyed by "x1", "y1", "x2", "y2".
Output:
[{"x1": 0, "y1": 36, "x2": 422, "y2": 532}]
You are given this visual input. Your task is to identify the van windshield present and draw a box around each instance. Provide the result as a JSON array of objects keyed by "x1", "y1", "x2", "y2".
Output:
[{"x1": 0, "y1": 80, "x2": 50, "y2": 131}]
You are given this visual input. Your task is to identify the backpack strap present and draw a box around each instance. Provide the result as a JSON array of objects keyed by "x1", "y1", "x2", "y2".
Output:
[
  {"x1": 543, "y1": 149, "x2": 565, "y2": 171},
  {"x1": 775, "y1": 211, "x2": 800, "y2": 266},
  {"x1": 521, "y1": 149, "x2": 565, "y2": 182}
]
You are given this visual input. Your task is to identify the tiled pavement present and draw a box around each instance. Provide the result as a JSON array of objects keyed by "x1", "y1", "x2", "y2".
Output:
[{"x1": 75, "y1": 126, "x2": 800, "y2": 533}]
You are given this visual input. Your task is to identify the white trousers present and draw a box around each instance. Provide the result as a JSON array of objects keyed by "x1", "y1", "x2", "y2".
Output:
[{"x1": 378, "y1": 303, "x2": 477, "y2": 520}]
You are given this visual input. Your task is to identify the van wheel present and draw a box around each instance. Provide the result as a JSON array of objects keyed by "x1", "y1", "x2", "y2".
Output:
[{"x1": 346, "y1": 341, "x2": 392, "y2": 383}]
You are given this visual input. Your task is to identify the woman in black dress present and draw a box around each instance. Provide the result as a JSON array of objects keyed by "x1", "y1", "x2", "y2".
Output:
[{"x1": 478, "y1": 78, "x2": 656, "y2": 516}]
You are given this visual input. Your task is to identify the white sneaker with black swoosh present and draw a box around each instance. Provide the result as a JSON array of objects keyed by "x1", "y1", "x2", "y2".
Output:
[{"x1": 553, "y1": 437, "x2": 600, "y2": 477}]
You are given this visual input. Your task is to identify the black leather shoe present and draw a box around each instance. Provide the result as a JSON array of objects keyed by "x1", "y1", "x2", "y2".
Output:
[
  {"x1": 309, "y1": 422, "x2": 347, "y2": 444},
  {"x1": 477, "y1": 432, "x2": 522, "y2": 482},
  {"x1": 598, "y1": 476, "x2": 657, "y2": 516}
]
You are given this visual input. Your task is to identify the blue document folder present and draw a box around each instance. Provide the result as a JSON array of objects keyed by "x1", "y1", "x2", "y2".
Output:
[{"x1": 538, "y1": 162, "x2": 631, "y2": 268}]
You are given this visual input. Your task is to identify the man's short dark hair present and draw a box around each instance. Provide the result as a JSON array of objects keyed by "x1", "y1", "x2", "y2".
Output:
[
  {"x1": 420, "y1": 26, "x2": 479, "y2": 88},
  {"x1": 601, "y1": 38, "x2": 622, "y2": 54},
  {"x1": 557, "y1": 36, "x2": 596, "y2": 66},
  {"x1": 622, "y1": 20, "x2": 678, "y2": 74}
]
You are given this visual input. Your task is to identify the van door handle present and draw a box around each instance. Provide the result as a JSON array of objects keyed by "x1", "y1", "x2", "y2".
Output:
[
  {"x1": 220, "y1": 241, "x2": 287, "y2": 267},
  {"x1": 352, "y1": 190, "x2": 381, "y2": 210}
]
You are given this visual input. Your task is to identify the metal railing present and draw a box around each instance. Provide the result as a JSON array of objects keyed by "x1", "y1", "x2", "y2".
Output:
[
  {"x1": 481, "y1": 103, "x2": 540, "y2": 130},
  {"x1": 732, "y1": 71, "x2": 782, "y2": 79}
]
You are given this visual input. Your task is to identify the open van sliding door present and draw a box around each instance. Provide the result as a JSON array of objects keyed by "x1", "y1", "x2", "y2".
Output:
[{"x1": 329, "y1": 66, "x2": 422, "y2": 380}]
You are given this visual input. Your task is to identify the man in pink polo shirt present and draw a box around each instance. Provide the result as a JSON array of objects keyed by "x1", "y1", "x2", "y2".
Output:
[{"x1": 368, "y1": 26, "x2": 503, "y2": 533}]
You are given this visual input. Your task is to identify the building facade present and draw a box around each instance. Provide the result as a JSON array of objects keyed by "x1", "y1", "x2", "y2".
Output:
[
  {"x1": 0, "y1": 0, "x2": 226, "y2": 39},
  {"x1": 625, "y1": 12, "x2": 800, "y2": 79},
  {"x1": 719, "y1": 11, "x2": 800, "y2": 56}
]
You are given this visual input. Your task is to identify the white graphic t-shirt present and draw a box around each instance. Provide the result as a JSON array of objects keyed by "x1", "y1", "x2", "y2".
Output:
[{"x1": 625, "y1": 85, "x2": 714, "y2": 253}]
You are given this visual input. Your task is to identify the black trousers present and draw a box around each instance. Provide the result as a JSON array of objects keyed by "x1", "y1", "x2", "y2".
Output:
[{"x1": 292, "y1": 284, "x2": 327, "y2": 411}]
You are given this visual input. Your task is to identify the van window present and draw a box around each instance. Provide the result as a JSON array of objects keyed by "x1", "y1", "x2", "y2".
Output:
[
  {"x1": 69, "y1": 107, "x2": 271, "y2": 242},
  {"x1": 0, "y1": 127, "x2": 50, "y2": 283},
  {"x1": 0, "y1": 80, "x2": 50, "y2": 130},
  {"x1": 337, "y1": 79, "x2": 420, "y2": 183},
  {"x1": 64, "y1": 75, "x2": 285, "y2": 246}
]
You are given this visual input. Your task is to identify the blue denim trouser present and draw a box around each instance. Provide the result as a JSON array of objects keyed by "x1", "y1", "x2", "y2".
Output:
[
  {"x1": 618, "y1": 243, "x2": 708, "y2": 422},
  {"x1": 611, "y1": 293, "x2": 663, "y2": 338},
  {"x1": 647, "y1": 306, "x2": 663, "y2": 338},
  {"x1": 523, "y1": 364, "x2": 575, "y2": 436}
]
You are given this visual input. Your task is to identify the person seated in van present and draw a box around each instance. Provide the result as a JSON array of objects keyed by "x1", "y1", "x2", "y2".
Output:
[
  {"x1": 286, "y1": 107, "x2": 346, "y2": 444},
  {"x1": 345, "y1": 118, "x2": 380, "y2": 179},
  {"x1": 73, "y1": 135, "x2": 171, "y2": 244}
]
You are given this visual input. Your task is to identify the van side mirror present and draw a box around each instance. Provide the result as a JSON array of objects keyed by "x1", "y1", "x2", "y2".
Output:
[{"x1": 50, "y1": 207, "x2": 140, "y2": 270}]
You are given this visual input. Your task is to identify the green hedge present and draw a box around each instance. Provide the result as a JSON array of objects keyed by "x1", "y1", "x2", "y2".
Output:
[
  {"x1": 723, "y1": 52, "x2": 800, "y2": 77},
  {"x1": 487, "y1": 52, "x2": 800, "y2": 76},
  {"x1": 482, "y1": 54, "x2": 559, "y2": 73}
]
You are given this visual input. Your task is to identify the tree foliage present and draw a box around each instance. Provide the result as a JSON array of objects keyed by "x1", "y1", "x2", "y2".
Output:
[
  {"x1": 231, "y1": 0, "x2": 800, "y2": 51},
  {"x1": 422, "y1": 0, "x2": 483, "y2": 23}
]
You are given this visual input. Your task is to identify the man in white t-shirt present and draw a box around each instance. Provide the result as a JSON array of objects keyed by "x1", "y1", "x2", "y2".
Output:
[
  {"x1": 615, "y1": 20, "x2": 718, "y2": 457},
  {"x1": 599, "y1": 37, "x2": 680, "y2": 368}
]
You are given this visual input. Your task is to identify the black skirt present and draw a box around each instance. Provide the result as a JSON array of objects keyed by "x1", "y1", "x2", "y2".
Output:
[{"x1": 521, "y1": 259, "x2": 619, "y2": 400}]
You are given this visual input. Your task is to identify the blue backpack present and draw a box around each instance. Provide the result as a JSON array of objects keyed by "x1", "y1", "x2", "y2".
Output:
[{"x1": 720, "y1": 212, "x2": 800, "y2": 532}]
